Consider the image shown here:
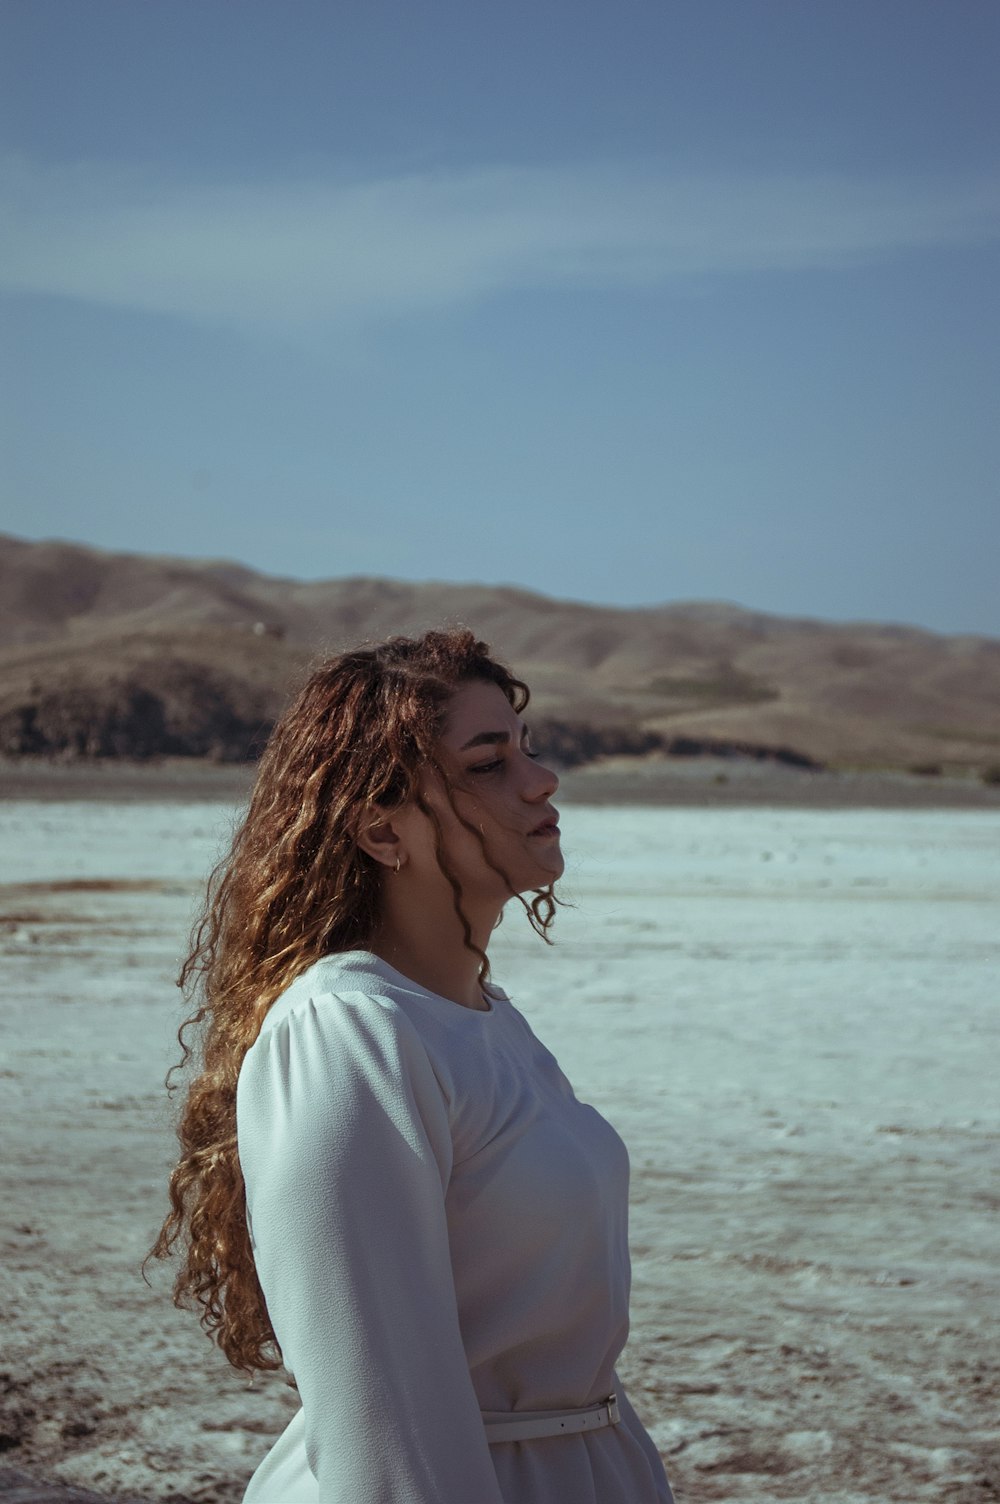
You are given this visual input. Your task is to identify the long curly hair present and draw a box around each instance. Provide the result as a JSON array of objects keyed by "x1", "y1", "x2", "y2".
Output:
[{"x1": 146, "y1": 627, "x2": 559, "y2": 1374}]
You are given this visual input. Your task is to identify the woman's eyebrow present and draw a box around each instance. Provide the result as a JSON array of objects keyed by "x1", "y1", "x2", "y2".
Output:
[{"x1": 459, "y1": 724, "x2": 529, "y2": 751}]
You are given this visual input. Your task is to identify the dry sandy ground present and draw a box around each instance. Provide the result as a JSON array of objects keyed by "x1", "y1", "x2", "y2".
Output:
[{"x1": 1, "y1": 801, "x2": 998, "y2": 1504}]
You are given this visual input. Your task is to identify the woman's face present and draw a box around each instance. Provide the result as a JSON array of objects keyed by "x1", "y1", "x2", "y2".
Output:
[{"x1": 418, "y1": 679, "x2": 563, "y2": 897}]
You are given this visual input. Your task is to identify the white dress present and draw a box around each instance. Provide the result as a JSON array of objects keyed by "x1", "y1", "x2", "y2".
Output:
[{"x1": 236, "y1": 950, "x2": 673, "y2": 1504}]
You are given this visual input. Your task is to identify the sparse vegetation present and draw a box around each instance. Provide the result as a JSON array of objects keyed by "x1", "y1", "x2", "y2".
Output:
[{"x1": 644, "y1": 662, "x2": 779, "y2": 706}]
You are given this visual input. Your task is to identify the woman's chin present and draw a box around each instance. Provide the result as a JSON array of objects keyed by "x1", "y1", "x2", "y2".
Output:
[{"x1": 529, "y1": 847, "x2": 565, "y2": 885}]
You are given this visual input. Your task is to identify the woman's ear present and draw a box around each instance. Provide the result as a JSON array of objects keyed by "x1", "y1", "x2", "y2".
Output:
[{"x1": 354, "y1": 810, "x2": 404, "y2": 872}]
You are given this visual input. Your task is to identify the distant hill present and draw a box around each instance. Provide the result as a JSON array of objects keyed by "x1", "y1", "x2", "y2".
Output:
[{"x1": 1, "y1": 532, "x2": 999, "y2": 771}]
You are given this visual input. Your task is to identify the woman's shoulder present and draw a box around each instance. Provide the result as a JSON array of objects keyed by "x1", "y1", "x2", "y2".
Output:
[
  {"x1": 238, "y1": 957, "x2": 454, "y2": 1125},
  {"x1": 258, "y1": 950, "x2": 511, "y2": 1040},
  {"x1": 248, "y1": 955, "x2": 430, "y2": 1071},
  {"x1": 257, "y1": 953, "x2": 394, "y2": 1031},
  {"x1": 241, "y1": 950, "x2": 522, "y2": 1111},
  {"x1": 236, "y1": 958, "x2": 460, "y2": 1184},
  {"x1": 244, "y1": 950, "x2": 499, "y2": 1078}
]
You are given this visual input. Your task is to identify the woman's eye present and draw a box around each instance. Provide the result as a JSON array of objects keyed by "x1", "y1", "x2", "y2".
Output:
[
  {"x1": 469, "y1": 758, "x2": 504, "y2": 775},
  {"x1": 467, "y1": 747, "x2": 539, "y2": 774}
]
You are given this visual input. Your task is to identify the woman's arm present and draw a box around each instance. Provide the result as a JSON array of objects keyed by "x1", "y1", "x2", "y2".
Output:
[{"x1": 236, "y1": 991, "x2": 505, "y2": 1504}]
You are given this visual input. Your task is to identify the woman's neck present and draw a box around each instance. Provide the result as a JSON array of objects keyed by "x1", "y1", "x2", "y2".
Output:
[
  {"x1": 364, "y1": 932, "x2": 491, "y2": 1010},
  {"x1": 365, "y1": 892, "x2": 500, "y2": 1011}
]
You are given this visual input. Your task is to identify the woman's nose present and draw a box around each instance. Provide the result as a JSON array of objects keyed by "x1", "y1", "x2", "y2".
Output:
[{"x1": 526, "y1": 754, "x2": 559, "y2": 797}]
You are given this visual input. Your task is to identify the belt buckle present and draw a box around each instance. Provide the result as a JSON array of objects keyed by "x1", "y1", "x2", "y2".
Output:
[{"x1": 605, "y1": 1392, "x2": 621, "y2": 1425}]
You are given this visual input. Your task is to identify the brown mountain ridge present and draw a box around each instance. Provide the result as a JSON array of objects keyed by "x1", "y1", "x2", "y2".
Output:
[{"x1": 1, "y1": 532, "x2": 998, "y2": 772}]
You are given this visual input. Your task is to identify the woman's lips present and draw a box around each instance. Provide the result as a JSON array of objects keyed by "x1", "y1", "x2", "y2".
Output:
[{"x1": 530, "y1": 819, "x2": 560, "y2": 837}]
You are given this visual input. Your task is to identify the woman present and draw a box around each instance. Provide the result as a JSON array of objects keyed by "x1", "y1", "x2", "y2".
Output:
[{"x1": 151, "y1": 628, "x2": 673, "y2": 1504}]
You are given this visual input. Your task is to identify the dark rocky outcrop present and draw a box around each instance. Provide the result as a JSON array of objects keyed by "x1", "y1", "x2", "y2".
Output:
[
  {"x1": 529, "y1": 719, "x2": 666, "y2": 768},
  {"x1": 0, "y1": 668, "x2": 274, "y2": 762},
  {"x1": 530, "y1": 720, "x2": 824, "y2": 771},
  {"x1": 658, "y1": 735, "x2": 822, "y2": 770}
]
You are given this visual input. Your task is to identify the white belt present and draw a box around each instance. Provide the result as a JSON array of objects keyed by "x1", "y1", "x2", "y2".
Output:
[{"x1": 482, "y1": 1391, "x2": 621, "y2": 1445}]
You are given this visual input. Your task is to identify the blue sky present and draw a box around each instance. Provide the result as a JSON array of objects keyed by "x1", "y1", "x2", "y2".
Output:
[{"x1": 2, "y1": 0, "x2": 998, "y2": 634}]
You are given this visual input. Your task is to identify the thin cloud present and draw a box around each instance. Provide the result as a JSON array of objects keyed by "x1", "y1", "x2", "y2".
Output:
[{"x1": 2, "y1": 155, "x2": 998, "y2": 332}]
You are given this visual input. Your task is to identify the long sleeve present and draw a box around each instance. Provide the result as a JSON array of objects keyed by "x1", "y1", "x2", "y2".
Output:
[{"x1": 236, "y1": 990, "x2": 505, "y2": 1504}]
